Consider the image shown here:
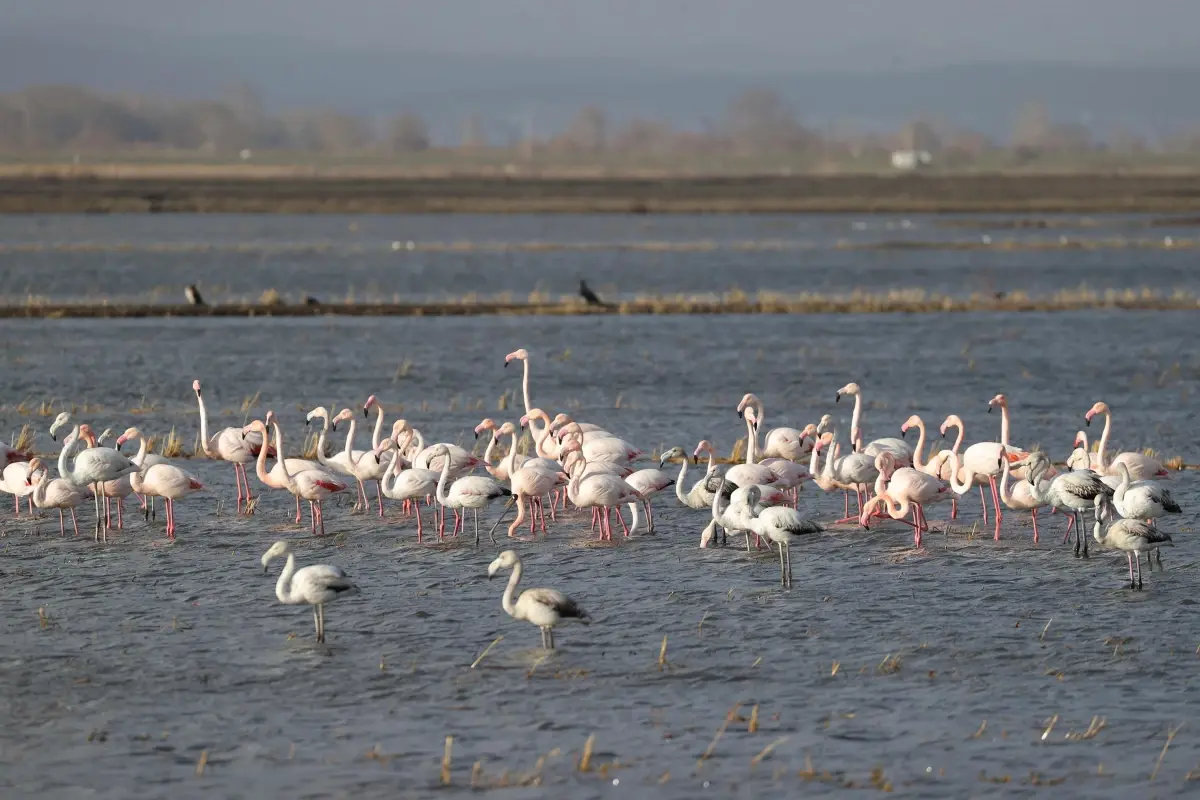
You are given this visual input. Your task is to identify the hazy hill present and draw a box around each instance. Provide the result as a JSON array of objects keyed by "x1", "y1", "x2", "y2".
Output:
[{"x1": 3, "y1": 26, "x2": 1197, "y2": 143}]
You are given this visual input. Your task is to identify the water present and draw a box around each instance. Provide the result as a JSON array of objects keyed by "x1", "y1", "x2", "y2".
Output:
[
  {"x1": 1, "y1": 213, "x2": 1198, "y2": 305},
  {"x1": 2, "y1": 222, "x2": 1200, "y2": 797}
]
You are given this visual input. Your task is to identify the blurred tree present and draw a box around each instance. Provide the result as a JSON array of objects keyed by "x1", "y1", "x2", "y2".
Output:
[{"x1": 386, "y1": 113, "x2": 431, "y2": 153}]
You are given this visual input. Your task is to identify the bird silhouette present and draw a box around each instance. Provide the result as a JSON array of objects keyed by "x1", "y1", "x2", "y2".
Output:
[
  {"x1": 184, "y1": 284, "x2": 206, "y2": 306},
  {"x1": 579, "y1": 280, "x2": 610, "y2": 308}
]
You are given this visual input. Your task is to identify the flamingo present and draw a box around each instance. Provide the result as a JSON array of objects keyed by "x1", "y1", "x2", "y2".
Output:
[
  {"x1": 566, "y1": 459, "x2": 641, "y2": 540},
  {"x1": 1, "y1": 441, "x2": 29, "y2": 467},
  {"x1": 245, "y1": 418, "x2": 348, "y2": 537},
  {"x1": 432, "y1": 444, "x2": 511, "y2": 543},
  {"x1": 1084, "y1": 402, "x2": 1169, "y2": 480},
  {"x1": 1, "y1": 460, "x2": 35, "y2": 515},
  {"x1": 703, "y1": 475, "x2": 757, "y2": 550},
  {"x1": 261, "y1": 541, "x2": 359, "y2": 643},
  {"x1": 54, "y1": 424, "x2": 138, "y2": 542},
  {"x1": 987, "y1": 394, "x2": 1055, "y2": 481},
  {"x1": 743, "y1": 407, "x2": 810, "y2": 501},
  {"x1": 192, "y1": 379, "x2": 267, "y2": 515},
  {"x1": 1022, "y1": 451, "x2": 1112, "y2": 559},
  {"x1": 114, "y1": 425, "x2": 172, "y2": 521},
  {"x1": 487, "y1": 550, "x2": 589, "y2": 650},
  {"x1": 725, "y1": 411, "x2": 779, "y2": 489},
  {"x1": 859, "y1": 451, "x2": 957, "y2": 547},
  {"x1": 1112, "y1": 462, "x2": 1180, "y2": 570},
  {"x1": 736, "y1": 393, "x2": 812, "y2": 461},
  {"x1": 999, "y1": 454, "x2": 1052, "y2": 543},
  {"x1": 130, "y1": 462, "x2": 205, "y2": 540},
  {"x1": 548, "y1": 413, "x2": 606, "y2": 436},
  {"x1": 25, "y1": 458, "x2": 86, "y2": 536},
  {"x1": 556, "y1": 423, "x2": 642, "y2": 465},
  {"x1": 327, "y1": 408, "x2": 388, "y2": 517},
  {"x1": 507, "y1": 465, "x2": 568, "y2": 538},
  {"x1": 741, "y1": 484, "x2": 823, "y2": 587},
  {"x1": 1092, "y1": 495, "x2": 1173, "y2": 591},
  {"x1": 375, "y1": 438, "x2": 439, "y2": 542},
  {"x1": 812, "y1": 430, "x2": 877, "y2": 521},
  {"x1": 940, "y1": 413, "x2": 1029, "y2": 537},
  {"x1": 659, "y1": 446, "x2": 719, "y2": 510},
  {"x1": 407, "y1": 428, "x2": 483, "y2": 478},
  {"x1": 304, "y1": 407, "x2": 375, "y2": 512},
  {"x1": 623, "y1": 461, "x2": 676, "y2": 533},
  {"x1": 835, "y1": 382, "x2": 914, "y2": 465}
]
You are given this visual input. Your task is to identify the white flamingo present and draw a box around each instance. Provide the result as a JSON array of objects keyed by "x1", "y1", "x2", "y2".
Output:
[
  {"x1": 432, "y1": 444, "x2": 511, "y2": 543},
  {"x1": 1023, "y1": 451, "x2": 1112, "y2": 559},
  {"x1": 55, "y1": 424, "x2": 138, "y2": 542},
  {"x1": 1084, "y1": 402, "x2": 1169, "y2": 480},
  {"x1": 742, "y1": 484, "x2": 823, "y2": 587},
  {"x1": 1092, "y1": 495, "x2": 1173, "y2": 591},
  {"x1": 488, "y1": 549, "x2": 589, "y2": 650},
  {"x1": 26, "y1": 458, "x2": 86, "y2": 536},
  {"x1": 375, "y1": 437, "x2": 439, "y2": 542},
  {"x1": 835, "y1": 382, "x2": 914, "y2": 465},
  {"x1": 246, "y1": 418, "x2": 348, "y2": 537},
  {"x1": 736, "y1": 392, "x2": 813, "y2": 461},
  {"x1": 261, "y1": 541, "x2": 359, "y2": 643},
  {"x1": 193, "y1": 379, "x2": 267, "y2": 515}
]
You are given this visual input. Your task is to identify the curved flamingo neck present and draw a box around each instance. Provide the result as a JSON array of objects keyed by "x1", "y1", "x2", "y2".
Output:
[
  {"x1": 909, "y1": 419, "x2": 928, "y2": 470},
  {"x1": 999, "y1": 459, "x2": 1015, "y2": 504},
  {"x1": 744, "y1": 416, "x2": 759, "y2": 464},
  {"x1": 504, "y1": 429, "x2": 521, "y2": 473},
  {"x1": 58, "y1": 425, "x2": 83, "y2": 480},
  {"x1": 434, "y1": 453, "x2": 452, "y2": 505},
  {"x1": 370, "y1": 405, "x2": 386, "y2": 450},
  {"x1": 501, "y1": 562, "x2": 521, "y2": 616},
  {"x1": 132, "y1": 435, "x2": 149, "y2": 465},
  {"x1": 1096, "y1": 410, "x2": 1112, "y2": 469},
  {"x1": 195, "y1": 391, "x2": 217, "y2": 457},
  {"x1": 998, "y1": 404, "x2": 1011, "y2": 446},
  {"x1": 275, "y1": 553, "x2": 297, "y2": 602},
  {"x1": 341, "y1": 418, "x2": 358, "y2": 460},
  {"x1": 944, "y1": 451, "x2": 972, "y2": 494},
  {"x1": 673, "y1": 458, "x2": 690, "y2": 505}
]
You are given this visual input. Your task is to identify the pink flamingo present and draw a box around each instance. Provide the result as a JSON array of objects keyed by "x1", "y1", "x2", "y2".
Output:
[
  {"x1": 375, "y1": 438, "x2": 439, "y2": 542},
  {"x1": 508, "y1": 466, "x2": 568, "y2": 538},
  {"x1": 736, "y1": 392, "x2": 813, "y2": 461},
  {"x1": 431, "y1": 444, "x2": 511, "y2": 543},
  {"x1": 193, "y1": 379, "x2": 268, "y2": 515},
  {"x1": 245, "y1": 418, "x2": 347, "y2": 537},
  {"x1": 988, "y1": 394, "x2": 1055, "y2": 481},
  {"x1": 1, "y1": 461, "x2": 35, "y2": 516},
  {"x1": 835, "y1": 382, "x2": 914, "y2": 465},
  {"x1": 130, "y1": 462, "x2": 205, "y2": 540},
  {"x1": 998, "y1": 454, "x2": 1051, "y2": 543},
  {"x1": 1084, "y1": 401, "x2": 1169, "y2": 480},
  {"x1": 26, "y1": 458, "x2": 85, "y2": 536},
  {"x1": 859, "y1": 451, "x2": 965, "y2": 547}
]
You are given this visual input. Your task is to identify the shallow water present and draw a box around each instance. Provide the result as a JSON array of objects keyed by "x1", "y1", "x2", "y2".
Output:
[
  {"x1": 1, "y1": 213, "x2": 1198, "y2": 306},
  {"x1": 1, "y1": 307, "x2": 1199, "y2": 797}
]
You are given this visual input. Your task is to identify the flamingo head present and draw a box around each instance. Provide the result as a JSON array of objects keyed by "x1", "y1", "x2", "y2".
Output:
[
  {"x1": 496, "y1": 421, "x2": 517, "y2": 437},
  {"x1": 874, "y1": 451, "x2": 896, "y2": 478},
  {"x1": 835, "y1": 382, "x2": 860, "y2": 403},
  {"x1": 363, "y1": 394, "x2": 379, "y2": 417},
  {"x1": 1084, "y1": 401, "x2": 1108, "y2": 425},
  {"x1": 1073, "y1": 430, "x2": 1087, "y2": 449},
  {"x1": 488, "y1": 549, "x2": 520, "y2": 577},
  {"x1": 373, "y1": 437, "x2": 396, "y2": 456},
  {"x1": 78, "y1": 424, "x2": 98, "y2": 447},
  {"x1": 304, "y1": 407, "x2": 328, "y2": 428},
  {"x1": 548, "y1": 413, "x2": 572, "y2": 434},
  {"x1": 243, "y1": 419, "x2": 268, "y2": 437},
  {"x1": 474, "y1": 418, "x2": 497, "y2": 439},
  {"x1": 504, "y1": 348, "x2": 528, "y2": 367},
  {"x1": 658, "y1": 446, "x2": 685, "y2": 467},
  {"x1": 692, "y1": 439, "x2": 714, "y2": 465},
  {"x1": 261, "y1": 540, "x2": 289, "y2": 573},
  {"x1": 987, "y1": 394, "x2": 1007, "y2": 413},
  {"x1": 525, "y1": 408, "x2": 550, "y2": 426},
  {"x1": 736, "y1": 392, "x2": 759, "y2": 417},
  {"x1": 939, "y1": 414, "x2": 963, "y2": 439},
  {"x1": 331, "y1": 409, "x2": 354, "y2": 431},
  {"x1": 743, "y1": 407, "x2": 760, "y2": 431},
  {"x1": 192, "y1": 379, "x2": 202, "y2": 395},
  {"x1": 900, "y1": 415, "x2": 921, "y2": 438},
  {"x1": 114, "y1": 427, "x2": 141, "y2": 451},
  {"x1": 49, "y1": 412, "x2": 71, "y2": 442}
]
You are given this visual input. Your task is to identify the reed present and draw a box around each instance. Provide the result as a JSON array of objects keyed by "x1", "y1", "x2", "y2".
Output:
[{"x1": 12, "y1": 424, "x2": 34, "y2": 453}]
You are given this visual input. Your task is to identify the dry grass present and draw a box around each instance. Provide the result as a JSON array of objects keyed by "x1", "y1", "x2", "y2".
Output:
[
  {"x1": 12, "y1": 424, "x2": 34, "y2": 453},
  {"x1": 258, "y1": 288, "x2": 283, "y2": 306},
  {"x1": 159, "y1": 427, "x2": 186, "y2": 458}
]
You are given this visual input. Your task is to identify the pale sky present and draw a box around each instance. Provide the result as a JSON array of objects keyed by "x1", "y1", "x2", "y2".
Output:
[{"x1": 7, "y1": 0, "x2": 1199, "y2": 70}]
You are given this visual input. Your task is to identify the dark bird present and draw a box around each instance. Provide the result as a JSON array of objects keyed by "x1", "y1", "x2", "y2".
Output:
[
  {"x1": 184, "y1": 284, "x2": 205, "y2": 306},
  {"x1": 579, "y1": 280, "x2": 610, "y2": 308},
  {"x1": 304, "y1": 296, "x2": 321, "y2": 306}
]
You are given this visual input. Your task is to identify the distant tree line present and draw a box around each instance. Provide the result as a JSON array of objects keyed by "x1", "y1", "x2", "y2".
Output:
[{"x1": 2, "y1": 82, "x2": 1198, "y2": 163}]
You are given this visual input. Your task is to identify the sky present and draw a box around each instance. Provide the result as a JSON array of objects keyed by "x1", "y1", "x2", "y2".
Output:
[{"x1": 7, "y1": 0, "x2": 1200, "y2": 71}]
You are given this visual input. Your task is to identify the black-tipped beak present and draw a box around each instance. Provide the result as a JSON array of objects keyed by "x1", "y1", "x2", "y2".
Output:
[
  {"x1": 1085, "y1": 418, "x2": 1091, "y2": 427},
  {"x1": 305, "y1": 418, "x2": 311, "y2": 427},
  {"x1": 488, "y1": 572, "x2": 495, "y2": 580},
  {"x1": 900, "y1": 429, "x2": 907, "y2": 439},
  {"x1": 692, "y1": 455, "x2": 698, "y2": 465},
  {"x1": 116, "y1": 442, "x2": 123, "y2": 451},
  {"x1": 262, "y1": 565, "x2": 268, "y2": 574},
  {"x1": 331, "y1": 423, "x2": 338, "y2": 432},
  {"x1": 474, "y1": 430, "x2": 480, "y2": 440},
  {"x1": 504, "y1": 361, "x2": 510, "y2": 369},
  {"x1": 50, "y1": 433, "x2": 57, "y2": 442},
  {"x1": 362, "y1": 407, "x2": 368, "y2": 418},
  {"x1": 835, "y1": 394, "x2": 841, "y2": 403},
  {"x1": 987, "y1": 406, "x2": 993, "y2": 414},
  {"x1": 941, "y1": 430, "x2": 946, "y2": 439}
]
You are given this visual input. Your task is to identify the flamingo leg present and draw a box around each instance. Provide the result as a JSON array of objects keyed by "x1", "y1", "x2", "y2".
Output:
[
  {"x1": 1030, "y1": 508, "x2": 1039, "y2": 544},
  {"x1": 617, "y1": 507, "x2": 630, "y2": 537},
  {"x1": 309, "y1": 500, "x2": 317, "y2": 536},
  {"x1": 978, "y1": 486, "x2": 988, "y2": 524},
  {"x1": 295, "y1": 494, "x2": 303, "y2": 525},
  {"x1": 1136, "y1": 553, "x2": 1143, "y2": 590},
  {"x1": 70, "y1": 507, "x2": 80, "y2": 537},
  {"x1": 1062, "y1": 512, "x2": 1074, "y2": 543},
  {"x1": 950, "y1": 496, "x2": 958, "y2": 519},
  {"x1": 93, "y1": 483, "x2": 102, "y2": 541},
  {"x1": 356, "y1": 479, "x2": 368, "y2": 512},
  {"x1": 1127, "y1": 552, "x2": 1136, "y2": 589},
  {"x1": 989, "y1": 477, "x2": 1003, "y2": 539},
  {"x1": 233, "y1": 464, "x2": 244, "y2": 513},
  {"x1": 59, "y1": 509, "x2": 66, "y2": 537},
  {"x1": 414, "y1": 503, "x2": 424, "y2": 542},
  {"x1": 376, "y1": 481, "x2": 385, "y2": 517}
]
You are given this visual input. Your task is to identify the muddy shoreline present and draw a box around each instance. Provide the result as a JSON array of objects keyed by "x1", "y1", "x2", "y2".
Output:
[{"x1": 7, "y1": 172, "x2": 1200, "y2": 213}]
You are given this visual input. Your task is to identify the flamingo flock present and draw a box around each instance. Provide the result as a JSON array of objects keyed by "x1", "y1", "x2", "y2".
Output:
[{"x1": 1, "y1": 348, "x2": 1190, "y2": 647}]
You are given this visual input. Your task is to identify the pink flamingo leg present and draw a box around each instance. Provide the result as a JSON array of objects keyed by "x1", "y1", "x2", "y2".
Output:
[
  {"x1": 1062, "y1": 513, "x2": 1074, "y2": 543},
  {"x1": 309, "y1": 500, "x2": 317, "y2": 535},
  {"x1": 590, "y1": 507, "x2": 600, "y2": 532},
  {"x1": 617, "y1": 508, "x2": 631, "y2": 537},
  {"x1": 69, "y1": 508, "x2": 80, "y2": 536},
  {"x1": 59, "y1": 509, "x2": 66, "y2": 537},
  {"x1": 414, "y1": 505, "x2": 424, "y2": 542},
  {"x1": 166, "y1": 498, "x2": 176, "y2": 539},
  {"x1": 1031, "y1": 508, "x2": 1040, "y2": 544},
  {"x1": 232, "y1": 464, "x2": 244, "y2": 513},
  {"x1": 989, "y1": 477, "x2": 1003, "y2": 540},
  {"x1": 13, "y1": 494, "x2": 19, "y2": 515},
  {"x1": 978, "y1": 486, "x2": 989, "y2": 524},
  {"x1": 376, "y1": 482, "x2": 385, "y2": 518},
  {"x1": 295, "y1": 495, "x2": 303, "y2": 524},
  {"x1": 950, "y1": 497, "x2": 958, "y2": 519},
  {"x1": 117, "y1": 497, "x2": 124, "y2": 530}
]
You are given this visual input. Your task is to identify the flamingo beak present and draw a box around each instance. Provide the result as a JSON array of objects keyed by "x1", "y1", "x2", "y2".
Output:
[
  {"x1": 900, "y1": 428, "x2": 907, "y2": 439},
  {"x1": 835, "y1": 393, "x2": 841, "y2": 403},
  {"x1": 987, "y1": 405, "x2": 993, "y2": 414},
  {"x1": 362, "y1": 407, "x2": 369, "y2": 418}
]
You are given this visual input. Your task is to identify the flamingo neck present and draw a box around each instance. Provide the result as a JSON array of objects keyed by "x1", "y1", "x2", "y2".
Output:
[
  {"x1": 944, "y1": 450, "x2": 972, "y2": 495},
  {"x1": 58, "y1": 425, "x2": 82, "y2": 480},
  {"x1": 272, "y1": 422, "x2": 295, "y2": 487},
  {"x1": 275, "y1": 553, "x2": 297, "y2": 603},
  {"x1": 370, "y1": 406, "x2": 385, "y2": 450},
  {"x1": 341, "y1": 418, "x2": 357, "y2": 460},
  {"x1": 133, "y1": 436, "x2": 149, "y2": 466},
  {"x1": 1096, "y1": 410, "x2": 1112, "y2": 469},
  {"x1": 849, "y1": 393, "x2": 863, "y2": 452},
  {"x1": 195, "y1": 391, "x2": 216, "y2": 457},
  {"x1": 999, "y1": 460, "x2": 1014, "y2": 504},
  {"x1": 744, "y1": 416, "x2": 759, "y2": 465},
  {"x1": 998, "y1": 405, "x2": 1011, "y2": 446},
  {"x1": 910, "y1": 419, "x2": 928, "y2": 470},
  {"x1": 434, "y1": 454, "x2": 451, "y2": 505},
  {"x1": 501, "y1": 563, "x2": 521, "y2": 617},
  {"x1": 504, "y1": 429, "x2": 521, "y2": 473},
  {"x1": 674, "y1": 459, "x2": 690, "y2": 505}
]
